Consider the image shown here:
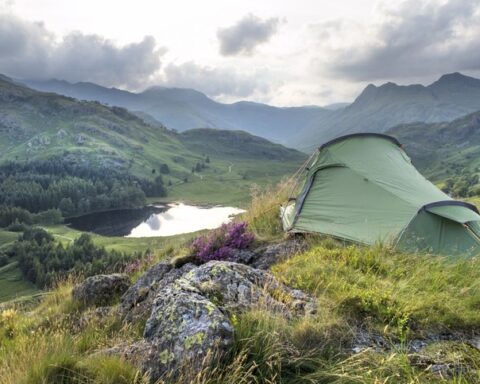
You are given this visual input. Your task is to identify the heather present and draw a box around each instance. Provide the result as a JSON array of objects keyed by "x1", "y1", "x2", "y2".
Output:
[{"x1": 189, "y1": 221, "x2": 254, "y2": 262}]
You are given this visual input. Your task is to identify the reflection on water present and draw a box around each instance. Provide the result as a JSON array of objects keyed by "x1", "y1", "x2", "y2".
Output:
[
  {"x1": 127, "y1": 203, "x2": 245, "y2": 237},
  {"x1": 66, "y1": 203, "x2": 245, "y2": 237}
]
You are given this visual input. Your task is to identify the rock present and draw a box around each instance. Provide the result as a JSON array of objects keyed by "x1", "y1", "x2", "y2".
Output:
[
  {"x1": 119, "y1": 262, "x2": 195, "y2": 323},
  {"x1": 72, "y1": 273, "x2": 130, "y2": 307},
  {"x1": 135, "y1": 261, "x2": 316, "y2": 381},
  {"x1": 142, "y1": 289, "x2": 234, "y2": 380},
  {"x1": 250, "y1": 239, "x2": 308, "y2": 269},
  {"x1": 226, "y1": 249, "x2": 256, "y2": 264}
]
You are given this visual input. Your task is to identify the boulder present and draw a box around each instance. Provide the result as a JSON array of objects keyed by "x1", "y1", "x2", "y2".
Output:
[
  {"x1": 119, "y1": 262, "x2": 195, "y2": 323},
  {"x1": 250, "y1": 239, "x2": 308, "y2": 270},
  {"x1": 226, "y1": 249, "x2": 256, "y2": 264},
  {"x1": 72, "y1": 273, "x2": 130, "y2": 307},
  {"x1": 134, "y1": 261, "x2": 316, "y2": 381}
]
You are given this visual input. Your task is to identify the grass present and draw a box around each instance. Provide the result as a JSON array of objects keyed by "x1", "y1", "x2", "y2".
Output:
[
  {"x1": 2, "y1": 183, "x2": 480, "y2": 383},
  {"x1": 0, "y1": 224, "x2": 199, "y2": 303},
  {"x1": 0, "y1": 231, "x2": 40, "y2": 302},
  {"x1": 170, "y1": 241, "x2": 480, "y2": 383},
  {"x1": 0, "y1": 279, "x2": 149, "y2": 384},
  {"x1": 242, "y1": 179, "x2": 295, "y2": 240},
  {"x1": 40, "y1": 225, "x2": 198, "y2": 254}
]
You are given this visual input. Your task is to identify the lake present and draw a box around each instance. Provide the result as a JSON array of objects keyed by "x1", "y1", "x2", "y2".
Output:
[{"x1": 66, "y1": 203, "x2": 245, "y2": 237}]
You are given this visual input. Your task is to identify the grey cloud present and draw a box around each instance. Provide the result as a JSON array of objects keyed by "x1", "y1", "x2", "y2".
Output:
[
  {"x1": 0, "y1": 14, "x2": 164, "y2": 88},
  {"x1": 312, "y1": 0, "x2": 480, "y2": 82},
  {"x1": 217, "y1": 14, "x2": 280, "y2": 56},
  {"x1": 163, "y1": 61, "x2": 270, "y2": 98}
]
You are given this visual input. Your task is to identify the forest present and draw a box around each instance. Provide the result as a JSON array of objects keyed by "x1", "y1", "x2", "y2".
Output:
[
  {"x1": 0, "y1": 156, "x2": 166, "y2": 220},
  {"x1": 8, "y1": 227, "x2": 136, "y2": 287}
]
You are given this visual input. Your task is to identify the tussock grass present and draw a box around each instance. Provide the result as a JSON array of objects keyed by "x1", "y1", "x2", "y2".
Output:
[
  {"x1": 0, "y1": 278, "x2": 146, "y2": 384},
  {"x1": 243, "y1": 179, "x2": 294, "y2": 240},
  {"x1": 3, "y1": 194, "x2": 480, "y2": 383},
  {"x1": 273, "y1": 243, "x2": 480, "y2": 335}
]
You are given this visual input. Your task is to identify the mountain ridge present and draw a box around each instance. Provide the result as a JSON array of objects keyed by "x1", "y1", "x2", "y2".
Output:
[
  {"x1": 21, "y1": 77, "x2": 332, "y2": 144},
  {"x1": 21, "y1": 72, "x2": 480, "y2": 152},
  {"x1": 295, "y1": 72, "x2": 480, "y2": 151},
  {"x1": 0, "y1": 75, "x2": 305, "y2": 188}
]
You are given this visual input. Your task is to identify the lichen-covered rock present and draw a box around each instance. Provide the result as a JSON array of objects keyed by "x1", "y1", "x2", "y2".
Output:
[
  {"x1": 250, "y1": 239, "x2": 308, "y2": 270},
  {"x1": 142, "y1": 289, "x2": 234, "y2": 380},
  {"x1": 226, "y1": 249, "x2": 256, "y2": 264},
  {"x1": 72, "y1": 273, "x2": 130, "y2": 307},
  {"x1": 135, "y1": 261, "x2": 316, "y2": 381},
  {"x1": 176, "y1": 261, "x2": 317, "y2": 317},
  {"x1": 119, "y1": 262, "x2": 195, "y2": 323}
]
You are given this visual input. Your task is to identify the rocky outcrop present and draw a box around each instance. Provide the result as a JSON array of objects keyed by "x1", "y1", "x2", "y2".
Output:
[
  {"x1": 114, "y1": 260, "x2": 316, "y2": 382},
  {"x1": 72, "y1": 273, "x2": 130, "y2": 307},
  {"x1": 252, "y1": 239, "x2": 308, "y2": 269},
  {"x1": 225, "y1": 239, "x2": 308, "y2": 270},
  {"x1": 119, "y1": 262, "x2": 195, "y2": 323}
]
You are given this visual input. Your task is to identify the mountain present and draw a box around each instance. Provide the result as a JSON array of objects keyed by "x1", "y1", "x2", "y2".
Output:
[
  {"x1": 0, "y1": 75, "x2": 305, "y2": 201},
  {"x1": 295, "y1": 72, "x2": 480, "y2": 151},
  {"x1": 22, "y1": 79, "x2": 332, "y2": 145},
  {"x1": 388, "y1": 110, "x2": 480, "y2": 181},
  {"x1": 180, "y1": 128, "x2": 306, "y2": 161},
  {"x1": 24, "y1": 73, "x2": 480, "y2": 153},
  {"x1": 322, "y1": 102, "x2": 350, "y2": 111}
]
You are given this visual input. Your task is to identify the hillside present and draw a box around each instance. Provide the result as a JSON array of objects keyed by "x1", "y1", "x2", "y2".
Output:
[
  {"x1": 24, "y1": 73, "x2": 480, "y2": 152},
  {"x1": 2, "y1": 194, "x2": 480, "y2": 383},
  {"x1": 0, "y1": 75, "x2": 305, "y2": 204},
  {"x1": 180, "y1": 128, "x2": 306, "y2": 161},
  {"x1": 22, "y1": 79, "x2": 332, "y2": 145},
  {"x1": 388, "y1": 111, "x2": 480, "y2": 181},
  {"x1": 295, "y1": 72, "x2": 480, "y2": 151}
]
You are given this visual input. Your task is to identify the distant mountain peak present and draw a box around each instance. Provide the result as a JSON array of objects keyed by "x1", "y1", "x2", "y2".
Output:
[{"x1": 430, "y1": 72, "x2": 480, "y2": 89}]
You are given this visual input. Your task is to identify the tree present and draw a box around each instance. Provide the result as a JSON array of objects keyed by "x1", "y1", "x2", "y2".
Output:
[
  {"x1": 160, "y1": 164, "x2": 170, "y2": 174},
  {"x1": 205, "y1": 156, "x2": 210, "y2": 164},
  {"x1": 0, "y1": 252, "x2": 9, "y2": 267},
  {"x1": 59, "y1": 198, "x2": 75, "y2": 216}
]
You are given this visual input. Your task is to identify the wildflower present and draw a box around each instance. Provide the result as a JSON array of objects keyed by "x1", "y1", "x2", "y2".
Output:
[{"x1": 190, "y1": 222, "x2": 254, "y2": 262}]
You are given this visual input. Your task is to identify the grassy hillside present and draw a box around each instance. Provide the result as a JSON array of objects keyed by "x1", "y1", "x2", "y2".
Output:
[
  {"x1": 0, "y1": 75, "x2": 305, "y2": 205},
  {"x1": 388, "y1": 111, "x2": 480, "y2": 182},
  {"x1": 23, "y1": 78, "x2": 332, "y2": 145},
  {"x1": 1, "y1": 191, "x2": 480, "y2": 383},
  {"x1": 24, "y1": 73, "x2": 480, "y2": 153}
]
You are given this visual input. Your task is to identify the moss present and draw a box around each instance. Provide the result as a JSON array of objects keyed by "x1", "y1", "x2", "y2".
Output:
[
  {"x1": 205, "y1": 301, "x2": 217, "y2": 315},
  {"x1": 184, "y1": 332, "x2": 206, "y2": 349},
  {"x1": 158, "y1": 349, "x2": 175, "y2": 365}
]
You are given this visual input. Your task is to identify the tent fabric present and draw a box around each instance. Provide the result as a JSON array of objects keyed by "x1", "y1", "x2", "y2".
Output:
[
  {"x1": 425, "y1": 204, "x2": 480, "y2": 224},
  {"x1": 396, "y1": 211, "x2": 480, "y2": 256},
  {"x1": 282, "y1": 133, "x2": 480, "y2": 257}
]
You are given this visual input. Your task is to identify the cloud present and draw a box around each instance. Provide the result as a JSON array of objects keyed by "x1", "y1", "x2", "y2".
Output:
[
  {"x1": 217, "y1": 14, "x2": 280, "y2": 56},
  {"x1": 163, "y1": 61, "x2": 272, "y2": 99},
  {"x1": 310, "y1": 0, "x2": 480, "y2": 82},
  {"x1": 0, "y1": 13, "x2": 165, "y2": 88}
]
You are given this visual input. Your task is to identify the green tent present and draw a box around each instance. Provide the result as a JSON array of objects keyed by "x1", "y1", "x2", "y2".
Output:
[{"x1": 281, "y1": 133, "x2": 480, "y2": 256}]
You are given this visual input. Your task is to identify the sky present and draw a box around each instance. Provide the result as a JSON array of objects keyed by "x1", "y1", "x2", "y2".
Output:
[{"x1": 1, "y1": 0, "x2": 480, "y2": 106}]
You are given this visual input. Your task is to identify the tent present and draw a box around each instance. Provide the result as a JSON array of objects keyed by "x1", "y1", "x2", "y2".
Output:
[{"x1": 281, "y1": 133, "x2": 480, "y2": 256}]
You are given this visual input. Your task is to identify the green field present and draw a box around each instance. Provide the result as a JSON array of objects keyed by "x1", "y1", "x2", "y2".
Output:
[
  {"x1": 0, "y1": 231, "x2": 39, "y2": 302},
  {"x1": 0, "y1": 225, "x2": 201, "y2": 303}
]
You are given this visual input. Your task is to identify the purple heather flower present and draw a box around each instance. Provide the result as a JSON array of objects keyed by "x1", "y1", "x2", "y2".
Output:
[{"x1": 190, "y1": 221, "x2": 254, "y2": 262}]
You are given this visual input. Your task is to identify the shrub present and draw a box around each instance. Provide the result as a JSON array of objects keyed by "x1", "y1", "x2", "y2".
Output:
[
  {"x1": 190, "y1": 222, "x2": 254, "y2": 262},
  {"x1": 0, "y1": 252, "x2": 9, "y2": 267},
  {"x1": 6, "y1": 220, "x2": 28, "y2": 232}
]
